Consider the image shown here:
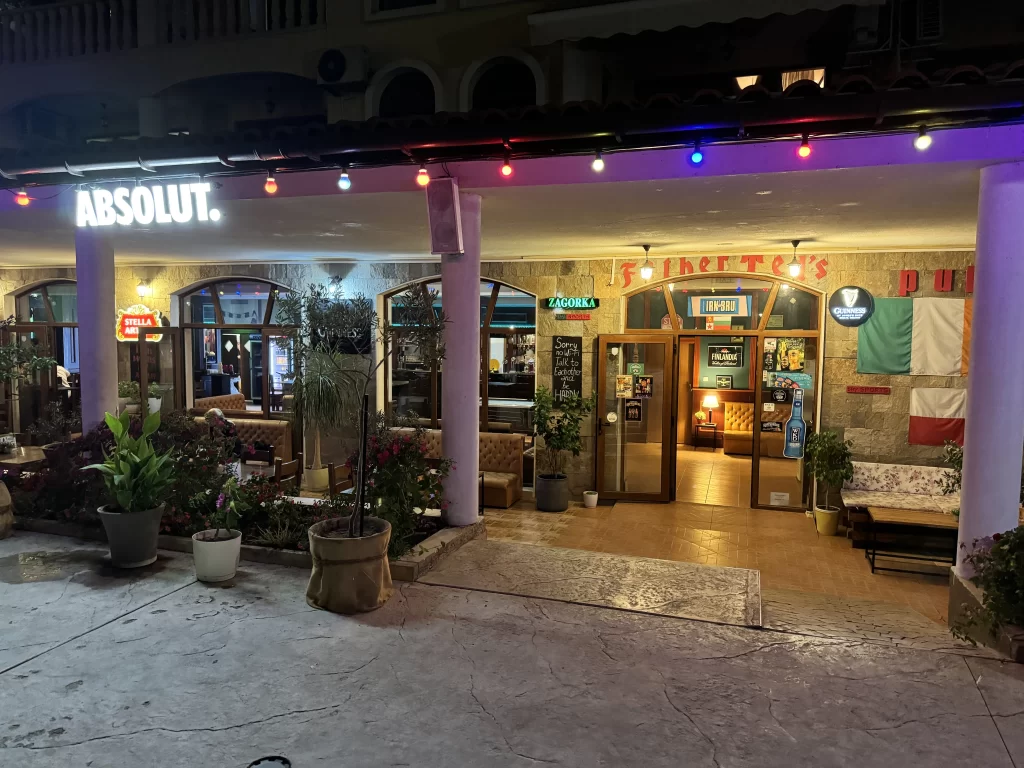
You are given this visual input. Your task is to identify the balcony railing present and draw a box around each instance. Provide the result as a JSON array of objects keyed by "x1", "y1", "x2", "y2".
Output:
[
  {"x1": 0, "y1": 0, "x2": 324, "y2": 66},
  {"x1": 0, "y1": 0, "x2": 137, "y2": 64}
]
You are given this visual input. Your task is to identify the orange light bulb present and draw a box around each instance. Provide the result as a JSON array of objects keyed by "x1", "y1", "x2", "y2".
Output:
[
  {"x1": 797, "y1": 138, "x2": 811, "y2": 159},
  {"x1": 14, "y1": 190, "x2": 29, "y2": 206},
  {"x1": 264, "y1": 176, "x2": 278, "y2": 194},
  {"x1": 416, "y1": 167, "x2": 430, "y2": 187},
  {"x1": 500, "y1": 162, "x2": 513, "y2": 177}
]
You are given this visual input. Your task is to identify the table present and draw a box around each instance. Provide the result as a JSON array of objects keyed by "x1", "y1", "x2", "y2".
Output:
[
  {"x1": 866, "y1": 506, "x2": 958, "y2": 575},
  {"x1": 694, "y1": 423, "x2": 718, "y2": 451},
  {"x1": 0, "y1": 446, "x2": 47, "y2": 476}
]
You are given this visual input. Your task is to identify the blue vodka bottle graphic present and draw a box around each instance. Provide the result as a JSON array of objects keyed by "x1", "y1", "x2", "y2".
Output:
[{"x1": 783, "y1": 388, "x2": 806, "y2": 459}]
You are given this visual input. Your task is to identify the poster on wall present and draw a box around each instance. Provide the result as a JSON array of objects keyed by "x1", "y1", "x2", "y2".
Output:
[
  {"x1": 616, "y1": 375, "x2": 634, "y2": 398},
  {"x1": 626, "y1": 363, "x2": 645, "y2": 375},
  {"x1": 624, "y1": 399, "x2": 643, "y2": 421},
  {"x1": 768, "y1": 372, "x2": 814, "y2": 391},
  {"x1": 715, "y1": 375, "x2": 733, "y2": 390},
  {"x1": 707, "y1": 344, "x2": 744, "y2": 368},
  {"x1": 761, "y1": 421, "x2": 782, "y2": 432},
  {"x1": 777, "y1": 338, "x2": 805, "y2": 372},
  {"x1": 634, "y1": 376, "x2": 654, "y2": 398},
  {"x1": 552, "y1": 336, "x2": 583, "y2": 402}
]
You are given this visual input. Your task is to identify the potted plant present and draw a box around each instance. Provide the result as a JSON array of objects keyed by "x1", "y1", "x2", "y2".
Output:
[
  {"x1": 276, "y1": 284, "x2": 446, "y2": 614},
  {"x1": 26, "y1": 400, "x2": 82, "y2": 457},
  {"x1": 533, "y1": 386, "x2": 595, "y2": 512},
  {"x1": 147, "y1": 382, "x2": 163, "y2": 416},
  {"x1": 804, "y1": 430, "x2": 853, "y2": 536},
  {"x1": 694, "y1": 409, "x2": 706, "y2": 424},
  {"x1": 192, "y1": 475, "x2": 245, "y2": 582},
  {"x1": 583, "y1": 490, "x2": 599, "y2": 508},
  {"x1": 294, "y1": 350, "x2": 346, "y2": 492},
  {"x1": 953, "y1": 528, "x2": 1024, "y2": 648},
  {"x1": 117, "y1": 380, "x2": 140, "y2": 414},
  {"x1": 0, "y1": 315, "x2": 56, "y2": 444},
  {"x1": 85, "y1": 411, "x2": 175, "y2": 568}
]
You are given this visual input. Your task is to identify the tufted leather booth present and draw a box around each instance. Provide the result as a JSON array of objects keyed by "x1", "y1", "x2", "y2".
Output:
[
  {"x1": 194, "y1": 416, "x2": 293, "y2": 462},
  {"x1": 196, "y1": 393, "x2": 246, "y2": 411},
  {"x1": 392, "y1": 427, "x2": 524, "y2": 508},
  {"x1": 722, "y1": 401, "x2": 785, "y2": 457}
]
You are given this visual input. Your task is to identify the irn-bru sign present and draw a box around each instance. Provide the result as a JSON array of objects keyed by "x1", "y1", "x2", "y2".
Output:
[
  {"x1": 116, "y1": 304, "x2": 163, "y2": 342},
  {"x1": 691, "y1": 295, "x2": 753, "y2": 317}
]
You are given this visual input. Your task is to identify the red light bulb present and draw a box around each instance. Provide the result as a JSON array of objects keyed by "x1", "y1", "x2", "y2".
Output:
[
  {"x1": 14, "y1": 190, "x2": 29, "y2": 206},
  {"x1": 500, "y1": 161, "x2": 513, "y2": 178}
]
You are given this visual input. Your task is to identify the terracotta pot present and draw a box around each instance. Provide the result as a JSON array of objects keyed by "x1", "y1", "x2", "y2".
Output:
[
  {"x1": 306, "y1": 516, "x2": 392, "y2": 614},
  {"x1": 98, "y1": 503, "x2": 164, "y2": 568}
]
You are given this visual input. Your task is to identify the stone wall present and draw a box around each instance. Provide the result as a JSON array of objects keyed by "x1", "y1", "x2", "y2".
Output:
[{"x1": 0, "y1": 248, "x2": 975, "y2": 495}]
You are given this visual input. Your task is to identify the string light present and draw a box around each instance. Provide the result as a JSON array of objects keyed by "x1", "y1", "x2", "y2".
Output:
[
  {"x1": 337, "y1": 169, "x2": 352, "y2": 190},
  {"x1": 639, "y1": 245, "x2": 654, "y2": 281},
  {"x1": 788, "y1": 240, "x2": 802, "y2": 277},
  {"x1": 914, "y1": 127, "x2": 932, "y2": 151},
  {"x1": 264, "y1": 173, "x2": 278, "y2": 194},
  {"x1": 500, "y1": 151, "x2": 513, "y2": 178},
  {"x1": 690, "y1": 142, "x2": 704, "y2": 165},
  {"x1": 416, "y1": 165, "x2": 430, "y2": 187},
  {"x1": 14, "y1": 189, "x2": 29, "y2": 206},
  {"x1": 797, "y1": 136, "x2": 811, "y2": 159},
  {"x1": 591, "y1": 150, "x2": 605, "y2": 172}
]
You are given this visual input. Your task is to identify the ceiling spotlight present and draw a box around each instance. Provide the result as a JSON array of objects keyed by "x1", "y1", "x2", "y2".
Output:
[
  {"x1": 797, "y1": 136, "x2": 811, "y2": 159},
  {"x1": 788, "y1": 240, "x2": 802, "y2": 277},
  {"x1": 264, "y1": 173, "x2": 278, "y2": 194},
  {"x1": 914, "y1": 126, "x2": 932, "y2": 151},
  {"x1": 500, "y1": 151, "x2": 513, "y2": 178},
  {"x1": 690, "y1": 142, "x2": 704, "y2": 166},
  {"x1": 14, "y1": 189, "x2": 29, "y2": 206},
  {"x1": 591, "y1": 150, "x2": 605, "y2": 172},
  {"x1": 639, "y1": 245, "x2": 654, "y2": 281},
  {"x1": 337, "y1": 169, "x2": 352, "y2": 190},
  {"x1": 416, "y1": 165, "x2": 430, "y2": 187}
]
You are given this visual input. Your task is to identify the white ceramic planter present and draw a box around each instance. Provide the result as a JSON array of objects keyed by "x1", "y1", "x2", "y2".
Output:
[
  {"x1": 192, "y1": 529, "x2": 242, "y2": 582},
  {"x1": 148, "y1": 397, "x2": 162, "y2": 415},
  {"x1": 583, "y1": 491, "x2": 599, "y2": 508}
]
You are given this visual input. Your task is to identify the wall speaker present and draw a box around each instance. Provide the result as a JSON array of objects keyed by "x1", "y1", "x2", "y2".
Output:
[{"x1": 426, "y1": 177, "x2": 464, "y2": 255}]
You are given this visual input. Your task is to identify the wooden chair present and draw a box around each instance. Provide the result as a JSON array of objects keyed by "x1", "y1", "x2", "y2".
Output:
[
  {"x1": 274, "y1": 451, "x2": 303, "y2": 491},
  {"x1": 327, "y1": 462, "x2": 354, "y2": 495}
]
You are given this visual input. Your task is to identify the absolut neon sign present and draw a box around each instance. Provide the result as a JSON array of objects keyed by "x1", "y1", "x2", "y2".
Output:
[{"x1": 76, "y1": 183, "x2": 221, "y2": 228}]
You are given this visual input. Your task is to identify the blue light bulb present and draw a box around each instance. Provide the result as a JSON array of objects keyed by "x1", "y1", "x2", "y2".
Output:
[
  {"x1": 338, "y1": 172, "x2": 352, "y2": 191},
  {"x1": 690, "y1": 149, "x2": 704, "y2": 165}
]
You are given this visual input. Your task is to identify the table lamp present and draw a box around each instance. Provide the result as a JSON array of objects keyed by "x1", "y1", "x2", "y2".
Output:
[{"x1": 701, "y1": 394, "x2": 720, "y2": 424}]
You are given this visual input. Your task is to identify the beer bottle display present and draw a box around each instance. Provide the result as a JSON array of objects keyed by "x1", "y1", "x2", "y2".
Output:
[{"x1": 783, "y1": 388, "x2": 806, "y2": 459}]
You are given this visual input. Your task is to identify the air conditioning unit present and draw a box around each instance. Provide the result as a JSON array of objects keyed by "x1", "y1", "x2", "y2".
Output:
[{"x1": 316, "y1": 47, "x2": 370, "y2": 89}]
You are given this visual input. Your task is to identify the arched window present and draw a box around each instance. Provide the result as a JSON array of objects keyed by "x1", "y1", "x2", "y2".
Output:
[
  {"x1": 178, "y1": 279, "x2": 295, "y2": 419},
  {"x1": 15, "y1": 279, "x2": 77, "y2": 324},
  {"x1": 378, "y1": 69, "x2": 436, "y2": 118},
  {"x1": 470, "y1": 57, "x2": 537, "y2": 111},
  {"x1": 383, "y1": 279, "x2": 537, "y2": 435}
]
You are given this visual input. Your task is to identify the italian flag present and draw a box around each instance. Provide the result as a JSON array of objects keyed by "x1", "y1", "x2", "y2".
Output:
[
  {"x1": 909, "y1": 388, "x2": 966, "y2": 446},
  {"x1": 857, "y1": 298, "x2": 972, "y2": 376}
]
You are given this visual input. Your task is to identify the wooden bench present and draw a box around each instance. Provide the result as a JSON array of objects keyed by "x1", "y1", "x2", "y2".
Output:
[{"x1": 866, "y1": 506, "x2": 958, "y2": 576}]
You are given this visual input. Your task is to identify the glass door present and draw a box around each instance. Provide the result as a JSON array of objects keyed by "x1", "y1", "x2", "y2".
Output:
[
  {"x1": 596, "y1": 335, "x2": 675, "y2": 501},
  {"x1": 138, "y1": 329, "x2": 183, "y2": 417},
  {"x1": 752, "y1": 335, "x2": 818, "y2": 509}
]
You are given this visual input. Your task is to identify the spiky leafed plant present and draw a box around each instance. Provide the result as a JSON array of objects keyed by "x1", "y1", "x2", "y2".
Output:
[
  {"x1": 292, "y1": 350, "x2": 346, "y2": 472},
  {"x1": 275, "y1": 284, "x2": 446, "y2": 537}
]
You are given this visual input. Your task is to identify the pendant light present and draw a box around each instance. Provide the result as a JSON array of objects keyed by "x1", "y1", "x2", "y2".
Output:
[
  {"x1": 639, "y1": 245, "x2": 654, "y2": 281},
  {"x1": 788, "y1": 240, "x2": 802, "y2": 277}
]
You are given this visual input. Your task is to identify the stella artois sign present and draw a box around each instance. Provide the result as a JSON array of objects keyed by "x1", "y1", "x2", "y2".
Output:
[{"x1": 116, "y1": 304, "x2": 163, "y2": 342}]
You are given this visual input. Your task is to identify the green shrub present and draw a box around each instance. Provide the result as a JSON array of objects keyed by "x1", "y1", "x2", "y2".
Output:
[
  {"x1": 953, "y1": 528, "x2": 1024, "y2": 643},
  {"x1": 533, "y1": 386, "x2": 595, "y2": 478},
  {"x1": 804, "y1": 430, "x2": 853, "y2": 511},
  {"x1": 85, "y1": 411, "x2": 175, "y2": 513}
]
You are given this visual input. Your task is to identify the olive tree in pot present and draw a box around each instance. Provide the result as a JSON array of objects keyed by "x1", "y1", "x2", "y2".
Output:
[
  {"x1": 804, "y1": 430, "x2": 853, "y2": 536},
  {"x1": 85, "y1": 411, "x2": 176, "y2": 568},
  {"x1": 192, "y1": 475, "x2": 247, "y2": 582},
  {"x1": 533, "y1": 386, "x2": 595, "y2": 512},
  {"x1": 276, "y1": 284, "x2": 445, "y2": 614}
]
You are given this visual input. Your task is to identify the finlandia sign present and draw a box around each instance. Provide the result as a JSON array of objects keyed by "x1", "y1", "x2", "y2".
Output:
[{"x1": 76, "y1": 183, "x2": 220, "y2": 228}]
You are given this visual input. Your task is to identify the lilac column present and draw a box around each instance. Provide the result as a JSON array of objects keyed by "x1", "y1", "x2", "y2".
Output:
[
  {"x1": 76, "y1": 229, "x2": 118, "y2": 432},
  {"x1": 956, "y1": 162, "x2": 1024, "y2": 572},
  {"x1": 440, "y1": 193, "x2": 481, "y2": 526}
]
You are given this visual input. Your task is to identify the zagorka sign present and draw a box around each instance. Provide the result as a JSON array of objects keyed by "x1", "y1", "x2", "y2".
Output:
[
  {"x1": 77, "y1": 183, "x2": 220, "y2": 228},
  {"x1": 116, "y1": 304, "x2": 163, "y2": 342}
]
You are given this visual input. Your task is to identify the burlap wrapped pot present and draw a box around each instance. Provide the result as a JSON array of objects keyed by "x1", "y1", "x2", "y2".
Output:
[{"x1": 306, "y1": 516, "x2": 393, "y2": 614}]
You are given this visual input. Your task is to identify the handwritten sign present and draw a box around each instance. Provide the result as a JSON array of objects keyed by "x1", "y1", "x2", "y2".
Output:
[
  {"x1": 552, "y1": 336, "x2": 583, "y2": 402},
  {"x1": 846, "y1": 386, "x2": 891, "y2": 395}
]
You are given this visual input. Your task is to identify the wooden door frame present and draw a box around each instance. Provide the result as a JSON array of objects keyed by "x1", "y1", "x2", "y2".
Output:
[
  {"x1": 138, "y1": 328, "x2": 184, "y2": 416},
  {"x1": 595, "y1": 334, "x2": 675, "y2": 502}
]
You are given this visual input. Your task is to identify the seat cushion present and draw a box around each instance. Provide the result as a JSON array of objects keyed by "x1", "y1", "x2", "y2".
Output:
[
  {"x1": 840, "y1": 490, "x2": 943, "y2": 513},
  {"x1": 723, "y1": 402, "x2": 754, "y2": 433},
  {"x1": 196, "y1": 393, "x2": 246, "y2": 411},
  {"x1": 482, "y1": 471, "x2": 521, "y2": 508}
]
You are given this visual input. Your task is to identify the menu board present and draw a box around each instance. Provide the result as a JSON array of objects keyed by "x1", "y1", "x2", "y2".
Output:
[{"x1": 552, "y1": 336, "x2": 583, "y2": 402}]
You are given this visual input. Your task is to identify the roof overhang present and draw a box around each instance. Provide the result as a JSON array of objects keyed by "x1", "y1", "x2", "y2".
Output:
[{"x1": 528, "y1": 0, "x2": 884, "y2": 45}]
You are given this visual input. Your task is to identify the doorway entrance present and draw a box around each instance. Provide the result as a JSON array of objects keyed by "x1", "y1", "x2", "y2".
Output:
[{"x1": 598, "y1": 274, "x2": 823, "y2": 511}]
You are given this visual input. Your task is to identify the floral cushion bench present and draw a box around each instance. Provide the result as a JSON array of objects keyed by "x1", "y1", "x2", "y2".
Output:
[{"x1": 841, "y1": 461, "x2": 958, "y2": 516}]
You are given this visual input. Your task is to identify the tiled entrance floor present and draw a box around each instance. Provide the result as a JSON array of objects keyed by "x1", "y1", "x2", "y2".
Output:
[{"x1": 485, "y1": 501, "x2": 952, "y2": 626}]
